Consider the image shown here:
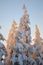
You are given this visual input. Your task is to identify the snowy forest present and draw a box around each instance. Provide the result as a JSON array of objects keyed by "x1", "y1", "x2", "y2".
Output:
[{"x1": 0, "y1": 5, "x2": 43, "y2": 65}]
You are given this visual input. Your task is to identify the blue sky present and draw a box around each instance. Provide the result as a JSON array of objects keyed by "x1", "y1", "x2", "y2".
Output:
[{"x1": 0, "y1": 0, "x2": 43, "y2": 39}]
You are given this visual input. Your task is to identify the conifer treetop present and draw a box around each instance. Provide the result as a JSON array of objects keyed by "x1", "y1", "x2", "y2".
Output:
[
  {"x1": 22, "y1": 5, "x2": 27, "y2": 14},
  {"x1": 33, "y1": 25, "x2": 41, "y2": 45},
  {"x1": 35, "y1": 25, "x2": 40, "y2": 36},
  {"x1": 22, "y1": 5, "x2": 30, "y2": 24}
]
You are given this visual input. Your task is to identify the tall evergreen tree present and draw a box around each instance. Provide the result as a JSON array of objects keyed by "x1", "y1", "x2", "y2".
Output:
[
  {"x1": 5, "y1": 21, "x2": 18, "y2": 65},
  {"x1": 7, "y1": 21, "x2": 18, "y2": 49},
  {"x1": 19, "y1": 5, "x2": 31, "y2": 45}
]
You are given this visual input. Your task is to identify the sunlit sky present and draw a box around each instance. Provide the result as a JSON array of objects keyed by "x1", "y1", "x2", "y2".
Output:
[{"x1": 0, "y1": 0, "x2": 43, "y2": 39}]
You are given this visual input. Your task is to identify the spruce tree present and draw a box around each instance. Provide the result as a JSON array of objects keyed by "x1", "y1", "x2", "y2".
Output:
[
  {"x1": 19, "y1": 5, "x2": 31, "y2": 45},
  {"x1": 6, "y1": 21, "x2": 18, "y2": 65},
  {"x1": 33, "y1": 25, "x2": 41, "y2": 58},
  {"x1": 7, "y1": 21, "x2": 18, "y2": 49},
  {"x1": 33, "y1": 25, "x2": 41, "y2": 46}
]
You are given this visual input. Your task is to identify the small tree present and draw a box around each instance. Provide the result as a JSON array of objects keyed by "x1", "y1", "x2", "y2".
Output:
[
  {"x1": 19, "y1": 5, "x2": 31, "y2": 45},
  {"x1": 33, "y1": 25, "x2": 41, "y2": 58},
  {"x1": 33, "y1": 25, "x2": 41, "y2": 46}
]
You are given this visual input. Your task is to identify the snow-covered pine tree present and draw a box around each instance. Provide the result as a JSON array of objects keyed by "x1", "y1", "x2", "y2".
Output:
[
  {"x1": 33, "y1": 25, "x2": 41, "y2": 46},
  {"x1": 19, "y1": 5, "x2": 31, "y2": 45},
  {"x1": 15, "y1": 5, "x2": 31, "y2": 56},
  {"x1": 5, "y1": 21, "x2": 18, "y2": 65},
  {"x1": 7, "y1": 21, "x2": 18, "y2": 50},
  {"x1": 32, "y1": 25, "x2": 42, "y2": 58}
]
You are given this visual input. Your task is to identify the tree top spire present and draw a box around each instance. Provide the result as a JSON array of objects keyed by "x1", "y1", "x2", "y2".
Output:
[
  {"x1": 22, "y1": 5, "x2": 27, "y2": 13},
  {"x1": 35, "y1": 25, "x2": 40, "y2": 33}
]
